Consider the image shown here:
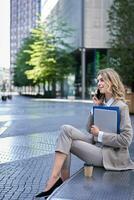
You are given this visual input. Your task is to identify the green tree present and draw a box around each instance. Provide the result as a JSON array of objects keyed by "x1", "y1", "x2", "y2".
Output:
[
  {"x1": 13, "y1": 36, "x2": 35, "y2": 87},
  {"x1": 25, "y1": 19, "x2": 76, "y2": 96},
  {"x1": 25, "y1": 24, "x2": 56, "y2": 82},
  {"x1": 107, "y1": 0, "x2": 134, "y2": 91}
]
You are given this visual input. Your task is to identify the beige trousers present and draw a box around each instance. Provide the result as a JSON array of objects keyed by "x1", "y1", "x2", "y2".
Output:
[{"x1": 56, "y1": 125, "x2": 103, "y2": 170}]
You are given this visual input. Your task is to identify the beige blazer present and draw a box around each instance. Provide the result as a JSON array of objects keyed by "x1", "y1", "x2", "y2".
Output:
[{"x1": 87, "y1": 99, "x2": 134, "y2": 170}]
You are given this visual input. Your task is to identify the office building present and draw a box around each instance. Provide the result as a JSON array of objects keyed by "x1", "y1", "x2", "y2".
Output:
[
  {"x1": 10, "y1": 0, "x2": 43, "y2": 70},
  {"x1": 42, "y1": 0, "x2": 113, "y2": 97}
]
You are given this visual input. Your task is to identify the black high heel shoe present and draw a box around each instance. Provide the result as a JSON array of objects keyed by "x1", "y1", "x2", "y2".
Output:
[{"x1": 35, "y1": 177, "x2": 63, "y2": 198}]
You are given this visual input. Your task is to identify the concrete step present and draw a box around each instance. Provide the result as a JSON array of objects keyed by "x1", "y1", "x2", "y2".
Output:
[{"x1": 48, "y1": 167, "x2": 134, "y2": 200}]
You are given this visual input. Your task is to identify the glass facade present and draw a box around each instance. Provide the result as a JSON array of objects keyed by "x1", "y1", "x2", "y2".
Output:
[
  {"x1": 42, "y1": 0, "x2": 113, "y2": 98},
  {"x1": 42, "y1": 0, "x2": 113, "y2": 49}
]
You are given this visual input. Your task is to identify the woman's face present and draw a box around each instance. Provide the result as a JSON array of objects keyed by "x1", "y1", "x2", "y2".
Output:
[{"x1": 97, "y1": 74, "x2": 112, "y2": 94}]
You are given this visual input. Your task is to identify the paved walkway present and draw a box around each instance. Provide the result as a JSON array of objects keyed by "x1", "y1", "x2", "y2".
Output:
[
  {"x1": 0, "y1": 126, "x2": 84, "y2": 199},
  {"x1": 0, "y1": 132, "x2": 57, "y2": 164},
  {"x1": 0, "y1": 153, "x2": 83, "y2": 200}
]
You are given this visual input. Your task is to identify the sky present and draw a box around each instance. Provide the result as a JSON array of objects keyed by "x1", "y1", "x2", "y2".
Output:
[{"x1": 0, "y1": 0, "x2": 10, "y2": 69}]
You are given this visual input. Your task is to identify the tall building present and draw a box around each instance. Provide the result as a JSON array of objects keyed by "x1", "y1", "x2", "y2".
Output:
[
  {"x1": 42, "y1": 0, "x2": 113, "y2": 98},
  {"x1": 10, "y1": 0, "x2": 41, "y2": 70},
  {"x1": 42, "y1": 0, "x2": 113, "y2": 51}
]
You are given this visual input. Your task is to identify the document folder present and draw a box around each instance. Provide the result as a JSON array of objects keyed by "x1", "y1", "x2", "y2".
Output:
[{"x1": 93, "y1": 106, "x2": 120, "y2": 134}]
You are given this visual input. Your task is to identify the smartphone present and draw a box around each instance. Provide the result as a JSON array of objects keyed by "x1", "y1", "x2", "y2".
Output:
[{"x1": 95, "y1": 89, "x2": 105, "y2": 100}]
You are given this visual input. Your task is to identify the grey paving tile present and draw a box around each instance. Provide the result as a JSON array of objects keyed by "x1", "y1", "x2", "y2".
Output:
[
  {"x1": 0, "y1": 132, "x2": 58, "y2": 164},
  {"x1": 0, "y1": 154, "x2": 83, "y2": 200}
]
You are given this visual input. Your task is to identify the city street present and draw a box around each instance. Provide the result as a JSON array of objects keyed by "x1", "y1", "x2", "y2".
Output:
[{"x1": 0, "y1": 95, "x2": 92, "y2": 200}]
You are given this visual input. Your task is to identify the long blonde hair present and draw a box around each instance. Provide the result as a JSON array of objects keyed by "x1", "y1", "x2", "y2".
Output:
[{"x1": 97, "y1": 68, "x2": 125, "y2": 101}]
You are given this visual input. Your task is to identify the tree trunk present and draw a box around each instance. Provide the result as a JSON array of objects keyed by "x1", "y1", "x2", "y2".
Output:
[
  {"x1": 60, "y1": 80, "x2": 64, "y2": 97},
  {"x1": 38, "y1": 85, "x2": 40, "y2": 94},
  {"x1": 52, "y1": 80, "x2": 56, "y2": 97},
  {"x1": 43, "y1": 82, "x2": 46, "y2": 96}
]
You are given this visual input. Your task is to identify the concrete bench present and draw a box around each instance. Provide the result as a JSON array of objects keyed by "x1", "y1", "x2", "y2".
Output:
[
  {"x1": 48, "y1": 166, "x2": 134, "y2": 200},
  {"x1": 48, "y1": 144, "x2": 134, "y2": 199}
]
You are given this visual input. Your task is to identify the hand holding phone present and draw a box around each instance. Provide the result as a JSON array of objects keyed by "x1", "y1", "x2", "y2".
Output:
[
  {"x1": 95, "y1": 89, "x2": 105, "y2": 100},
  {"x1": 93, "y1": 89, "x2": 105, "y2": 105}
]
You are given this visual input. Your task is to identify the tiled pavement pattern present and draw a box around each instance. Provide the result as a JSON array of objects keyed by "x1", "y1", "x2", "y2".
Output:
[
  {"x1": 0, "y1": 132, "x2": 57, "y2": 164},
  {"x1": 0, "y1": 153, "x2": 83, "y2": 200},
  {"x1": 0, "y1": 131, "x2": 83, "y2": 200},
  {"x1": 0, "y1": 155, "x2": 53, "y2": 200},
  {"x1": 0, "y1": 131, "x2": 58, "y2": 200},
  {"x1": 0, "y1": 115, "x2": 133, "y2": 200}
]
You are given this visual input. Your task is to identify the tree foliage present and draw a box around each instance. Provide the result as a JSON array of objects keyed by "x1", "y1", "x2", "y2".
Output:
[
  {"x1": 14, "y1": 17, "x2": 76, "y2": 97},
  {"x1": 13, "y1": 36, "x2": 35, "y2": 87},
  {"x1": 25, "y1": 19, "x2": 76, "y2": 85},
  {"x1": 107, "y1": 0, "x2": 134, "y2": 91}
]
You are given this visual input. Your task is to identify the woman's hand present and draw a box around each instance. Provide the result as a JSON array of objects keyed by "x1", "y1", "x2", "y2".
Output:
[
  {"x1": 92, "y1": 95, "x2": 104, "y2": 105},
  {"x1": 91, "y1": 125, "x2": 99, "y2": 136}
]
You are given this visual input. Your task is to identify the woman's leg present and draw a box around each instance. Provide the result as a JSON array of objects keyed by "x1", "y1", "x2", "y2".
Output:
[
  {"x1": 71, "y1": 140, "x2": 103, "y2": 167},
  {"x1": 56, "y1": 124, "x2": 93, "y2": 154},
  {"x1": 60, "y1": 142, "x2": 103, "y2": 182},
  {"x1": 45, "y1": 152, "x2": 67, "y2": 191},
  {"x1": 45, "y1": 124, "x2": 93, "y2": 191},
  {"x1": 61, "y1": 153, "x2": 71, "y2": 181}
]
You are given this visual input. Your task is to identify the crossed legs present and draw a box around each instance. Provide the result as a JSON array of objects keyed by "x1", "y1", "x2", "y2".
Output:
[{"x1": 44, "y1": 125, "x2": 103, "y2": 192}]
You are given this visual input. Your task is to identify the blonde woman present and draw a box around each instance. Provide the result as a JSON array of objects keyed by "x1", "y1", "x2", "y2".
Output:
[{"x1": 35, "y1": 68, "x2": 134, "y2": 198}]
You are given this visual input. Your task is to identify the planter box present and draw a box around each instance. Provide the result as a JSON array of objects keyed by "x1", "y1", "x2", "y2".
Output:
[{"x1": 125, "y1": 93, "x2": 134, "y2": 114}]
